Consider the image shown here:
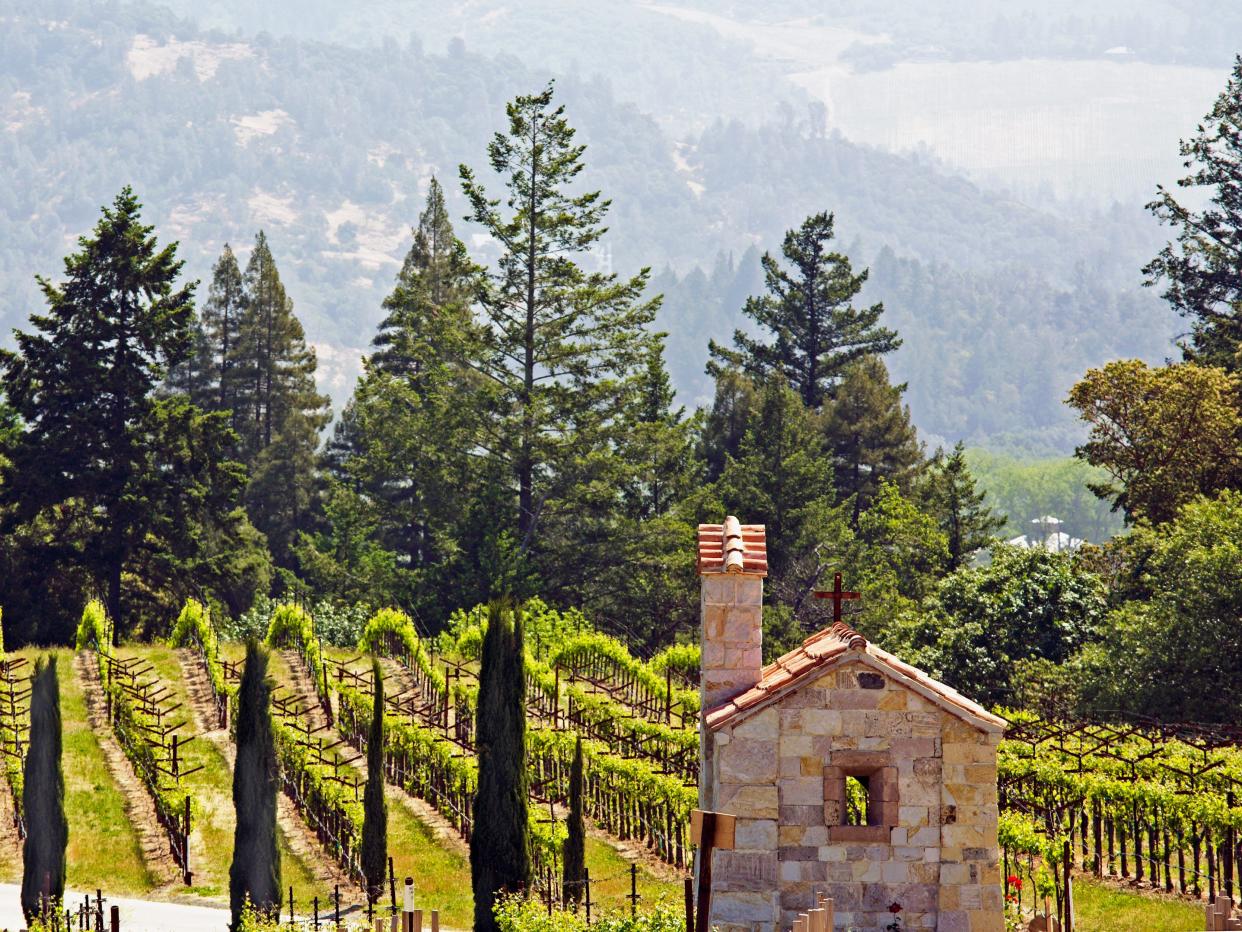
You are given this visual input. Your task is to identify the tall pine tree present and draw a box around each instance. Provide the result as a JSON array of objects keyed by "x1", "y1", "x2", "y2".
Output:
[
  {"x1": 460, "y1": 83, "x2": 659, "y2": 549},
  {"x1": 471, "y1": 601, "x2": 530, "y2": 932},
  {"x1": 361, "y1": 658, "x2": 388, "y2": 905},
  {"x1": 0, "y1": 188, "x2": 194, "y2": 629},
  {"x1": 821, "y1": 357, "x2": 923, "y2": 524},
  {"x1": 20, "y1": 656, "x2": 67, "y2": 922},
  {"x1": 201, "y1": 244, "x2": 247, "y2": 422},
  {"x1": 232, "y1": 232, "x2": 330, "y2": 567},
  {"x1": 708, "y1": 212, "x2": 899, "y2": 409},
  {"x1": 1145, "y1": 56, "x2": 1242, "y2": 371},
  {"x1": 230, "y1": 640, "x2": 281, "y2": 926}
]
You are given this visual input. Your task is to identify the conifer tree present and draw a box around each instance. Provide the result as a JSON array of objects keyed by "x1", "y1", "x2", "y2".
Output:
[
  {"x1": 0, "y1": 188, "x2": 194, "y2": 628},
  {"x1": 1145, "y1": 56, "x2": 1242, "y2": 371},
  {"x1": 371, "y1": 177, "x2": 476, "y2": 379},
  {"x1": 166, "y1": 312, "x2": 214, "y2": 409},
  {"x1": 920, "y1": 442, "x2": 1007, "y2": 569},
  {"x1": 232, "y1": 231, "x2": 330, "y2": 566},
  {"x1": 361, "y1": 658, "x2": 388, "y2": 906},
  {"x1": 20, "y1": 656, "x2": 67, "y2": 922},
  {"x1": 821, "y1": 357, "x2": 923, "y2": 524},
  {"x1": 201, "y1": 244, "x2": 247, "y2": 422},
  {"x1": 471, "y1": 601, "x2": 530, "y2": 932},
  {"x1": 562, "y1": 735, "x2": 586, "y2": 908},
  {"x1": 708, "y1": 212, "x2": 899, "y2": 409},
  {"x1": 230, "y1": 640, "x2": 280, "y2": 927},
  {"x1": 460, "y1": 83, "x2": 659, "y2": 547}
]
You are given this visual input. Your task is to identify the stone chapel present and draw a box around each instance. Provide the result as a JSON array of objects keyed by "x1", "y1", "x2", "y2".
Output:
[{"x1": 697, "y1": 517, "x2": 1007, "y2": 932}]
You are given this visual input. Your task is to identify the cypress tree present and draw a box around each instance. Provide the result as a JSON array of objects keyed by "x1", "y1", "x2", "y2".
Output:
[
  {"x1": 230, "y1": 640, "x2": 280, "y2": 927},
  {"x1": 361, "y1": 657, "x2": 388, "y2": 905},
  {"x1": 470, "y1": 601, "x2": 530, "y2": 932},
  {"x1": 20, "y1": 656, "x2": 67, "y2": 922},
  {"x1": 562, "y1": 735, "x2": 585, "y2": 908}
]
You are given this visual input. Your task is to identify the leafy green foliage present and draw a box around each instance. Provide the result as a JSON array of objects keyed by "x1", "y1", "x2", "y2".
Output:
[
  {"x1": 20, "y1": 656, "x2": 67, "y2": 921},
  {"x1": 900, "y1": 545, "x2": 1107, "y2": 706},
  {"x1": 1067, "y1": 360, "x2": 1242, "y2": 524},
  {"x1": 495, "y1": 896, "x2": 686, "y2": 932},
  {"x1": 73, "y1": 600, "x2": 111, "y2": 652},
  {"x1": 1074, "y1": 490, "x2": 1242, "y2": 722}
]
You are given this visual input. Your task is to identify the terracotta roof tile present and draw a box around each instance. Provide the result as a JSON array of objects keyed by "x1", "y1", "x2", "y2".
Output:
[
  {"x1": 697, "y1": 516, "x2": 767, "y2": 576},
  {"x1": 704, "y1": 620, "x2": 1007, "y2": 734}
]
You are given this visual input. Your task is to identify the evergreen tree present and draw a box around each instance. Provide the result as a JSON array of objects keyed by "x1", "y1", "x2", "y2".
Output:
[
  {"x1": 20, "y1": 656, "x2": 67, "y2": 922},
  {"x1": 460, "y1": 83, "x2": 659, "y2": 548},
  {"x1": 821, "y1": 357, "x2": 923, "y2": 524},
  {"x1": 371, "y1": 177, "x2": 476, "y2": 379},
  {"x1": 201, "y1": 244, "x2": 246, "y2": 422},
  {"x1": 230, "y1": 640, "x2": 280, "y2": 927},
  {"x1": 361, "y1": 658, "x2": 388, "y2": 906},
  {"x1": 166, "y1": 311, "x2": 214, "y2": 408},
  {"x1": 0, "y1": 188, "x2": 194, "y2": 629},
  {"x1": 921, "y1": 442, "x2": 1007, "y2": 570},
  {"x1": 1145, "y1": 57, "x2": 1242, "y2": 371},
  {"x1": 562, "y1": 735, "x2": 586, "y2": 908},
  {"x1": 471, "y1": 601, "x2": 530, "y2": 932},
  {"x1": 232, "y1": 232, "x2": 330, "y2": 566},
  {"x1": 708, "y1": 212, "x2": 899, "y2": 409}
]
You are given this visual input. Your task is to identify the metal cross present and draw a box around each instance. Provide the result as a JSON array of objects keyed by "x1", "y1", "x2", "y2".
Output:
[{"x1": 814, "y1": 573, "x2": 861, "y2": 623}]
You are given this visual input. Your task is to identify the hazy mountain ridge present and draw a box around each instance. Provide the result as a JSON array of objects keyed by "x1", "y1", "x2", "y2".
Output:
[{"x1": 0, "y1": 0, "x2": 1181, "y2": 449}]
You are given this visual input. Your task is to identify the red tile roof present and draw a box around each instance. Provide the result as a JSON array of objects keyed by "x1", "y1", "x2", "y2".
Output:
[
  {"x1": 698, "y1": 516, "x2": 768, "y2": 577},
  {"x1": 704, "y1": 621, "x2": 1007, "y2": 734}
]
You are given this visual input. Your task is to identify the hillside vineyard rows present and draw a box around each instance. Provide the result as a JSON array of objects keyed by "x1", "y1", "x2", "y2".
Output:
[{"x1": 5, "y1": 599, "x2": 1242, "y2": 923}]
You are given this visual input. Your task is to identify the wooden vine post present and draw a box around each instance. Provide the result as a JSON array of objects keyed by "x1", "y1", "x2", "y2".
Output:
[{"x1": 690, "y1": 809, "x2": 734, "y2": 932}]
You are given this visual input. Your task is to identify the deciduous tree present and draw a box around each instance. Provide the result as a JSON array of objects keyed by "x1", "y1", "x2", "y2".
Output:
[{"x1": 1066, "y1": 359, "x2": 1242, "y2": 524}]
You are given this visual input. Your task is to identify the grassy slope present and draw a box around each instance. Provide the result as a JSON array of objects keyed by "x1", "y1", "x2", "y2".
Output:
[
  {"x1": 0, "y1": 648, "x2": 151, "y2": 892},
  {"x1": 134, "y1": 645, "x2": 329, "y2": 904},
  {"x1": 1073, "y1": 878, "x2": 1205, "y2": 932}
]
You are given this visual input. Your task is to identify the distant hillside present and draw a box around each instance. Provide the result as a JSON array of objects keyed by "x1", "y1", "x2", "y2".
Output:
[{"x1": 0, "y1": 0, "x2": 1179, "y2": 449}]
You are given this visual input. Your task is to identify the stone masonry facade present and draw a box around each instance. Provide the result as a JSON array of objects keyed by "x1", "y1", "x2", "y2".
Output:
[
  {"x1": 704, "y1": 662, "x2": 1004, "y2": 931},
  {"x1": 697, "y1": 518, "x2": 1006, "y2": 932}
]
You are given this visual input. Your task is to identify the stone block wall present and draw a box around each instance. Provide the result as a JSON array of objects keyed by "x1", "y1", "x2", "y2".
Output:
[{"x1": 704, "y1": 661, "x2": 1003, "y2": 932}]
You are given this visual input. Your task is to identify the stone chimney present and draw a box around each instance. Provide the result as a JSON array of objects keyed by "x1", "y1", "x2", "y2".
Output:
[{"x1": 697, "y1": 516, "x2": 767, "y2": 711}]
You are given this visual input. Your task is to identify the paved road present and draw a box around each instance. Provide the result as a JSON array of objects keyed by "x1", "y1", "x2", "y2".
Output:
[{"x1": 0, "y1": 885, "x2": 231, "y2": 932}]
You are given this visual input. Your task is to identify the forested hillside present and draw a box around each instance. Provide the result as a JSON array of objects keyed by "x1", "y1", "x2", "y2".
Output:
[{"x1": 0, "y1": 0, "x2": 1181, "y2": 447}]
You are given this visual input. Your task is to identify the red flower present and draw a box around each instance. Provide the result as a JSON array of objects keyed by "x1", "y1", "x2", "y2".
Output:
[
  {"x1": 1007, "y1": 875, "x2": 1022, "y2": 888},
  {"x1": 888, "y1": 902, "x2": 903, "y2": 914}
]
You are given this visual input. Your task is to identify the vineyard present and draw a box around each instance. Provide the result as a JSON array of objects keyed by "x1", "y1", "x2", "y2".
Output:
[{"x1": 1, "y1": 596, "x2": 1238, "y2": 930}]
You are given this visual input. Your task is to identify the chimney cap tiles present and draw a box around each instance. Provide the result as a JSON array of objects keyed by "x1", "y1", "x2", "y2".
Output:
[{"x1": 697, "y1": 516, "x2": 768, "y2": 577}]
